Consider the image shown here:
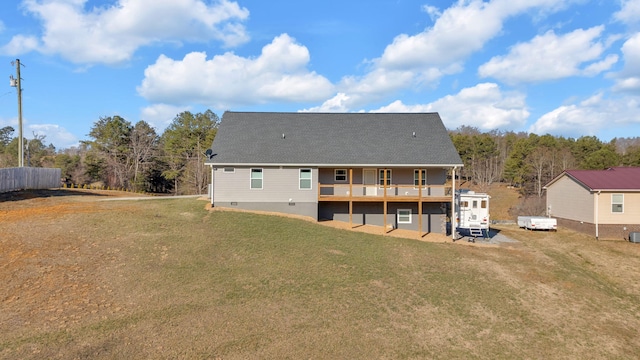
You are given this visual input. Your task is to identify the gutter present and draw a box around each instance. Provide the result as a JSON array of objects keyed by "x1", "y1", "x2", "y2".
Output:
[
  {"x1": 210, "y1": 165, "x2": 215, "y2": 207},
  {"x1": 595, "y1": 190, "x2": 600, "y2": 240},
  {"x1": 205, "y1": 162, "x2": 465, "y2": 168}
]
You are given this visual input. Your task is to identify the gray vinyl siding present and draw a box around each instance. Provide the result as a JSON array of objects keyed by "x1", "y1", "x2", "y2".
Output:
[
  {"x1": 213, "y1": 166, "x2": 318, "y2": 204},
  {"x1": 212, "y1": 166, "x2": 318, "y2": 219},
  {"x1": 547, "y1": 175, "x2": 593, "y2": 223}
]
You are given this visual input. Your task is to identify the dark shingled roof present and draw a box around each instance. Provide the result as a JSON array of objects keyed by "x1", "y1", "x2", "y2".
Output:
[
  {"x1": 206, "y1": 112, "x2": 463, "y2": 167},
  {"x1": 561, "y1": 167, "x2": 640, "y2": 191}
]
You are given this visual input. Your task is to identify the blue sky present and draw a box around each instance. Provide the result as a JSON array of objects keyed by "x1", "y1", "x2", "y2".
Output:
[{"x1": 1, "y1": 0, "x2": 640, "y2": 149}]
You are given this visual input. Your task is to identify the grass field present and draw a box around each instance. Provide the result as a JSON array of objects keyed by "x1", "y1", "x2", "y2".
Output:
[{"x1": 2, "y1": 189, "x2": 640, "y2": 359}]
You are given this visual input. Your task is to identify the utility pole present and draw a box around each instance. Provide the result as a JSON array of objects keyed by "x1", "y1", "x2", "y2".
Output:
[{"x1": 10, "y1": 59, "x2": 24, "y2": 167}]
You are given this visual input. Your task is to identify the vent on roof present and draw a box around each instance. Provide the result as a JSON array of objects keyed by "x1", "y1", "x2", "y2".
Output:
[
  {"x1": 282, "y1": 133, "x2": 285, "y2": 139},
  {"x1": 412, "y1": 131, "x2": 416, "y2": 138}
]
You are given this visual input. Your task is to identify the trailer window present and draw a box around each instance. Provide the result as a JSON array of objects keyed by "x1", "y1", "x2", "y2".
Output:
[
  {"x1": 481, "y1": 200, "x2": 487, "y2": 209},
  {"x1": 461, "y1": 201, "x2": 468, "y2": 208},
  {"x1": 472, "y1": 200, "x2": 478, "y2": 209}
]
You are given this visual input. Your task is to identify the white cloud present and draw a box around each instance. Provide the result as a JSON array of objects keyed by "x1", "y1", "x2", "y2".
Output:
[
  {"x1": 479, "y1": 26, "x2": 616, "y2": 84},
  {"x1": 1, "y1": 0, "x2": 249, "y2": 64},
  {"x1": 371, "y1": 83, "x2": 529, "y2": 131},
  {"x1": 29, "y1": 123, "x2": 78, "y2": 149},
  {"x1": 613, "y1": 32, "x2": 640, "y2": 92},
  {"x1": 614, "y1": 0, "x2": 640, "y2": 26},
  {"x1": 137, "y1": 34, "x2": 334, "y2": 108},
  {"x1": 301, "y1": 93, "x2": 352, "y2": 112},
  {"x1": 328, "y1": 0, "x2": 578, "y2": 108},
  {"x1": 1, "y1": 34, "x2": 40, "y2": 55},
  {"x1": 528, "y1": 93, "x2": 640, "y2": 136},
  {"x1": 140, "y1": 103, "x2": 191, "y2": 133}
]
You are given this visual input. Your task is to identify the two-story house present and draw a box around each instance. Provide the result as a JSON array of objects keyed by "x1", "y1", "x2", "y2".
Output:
[{"x1": 205, "y1": 111, "x2": 463, "y2": 237}]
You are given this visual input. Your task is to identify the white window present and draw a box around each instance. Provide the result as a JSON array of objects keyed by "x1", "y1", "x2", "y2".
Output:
[
  {"x1": 612, "y1": 194, "x2": 624, "y2": 213},
  {"x1": 250, "y1": 168, "x2": 263, "y2": 189},
  {"x1": 223, "y1": 167, "x2": 235, "y2": 173},
  {"x1": 472, "y1": 200, "x2": 478, "y2": 209},
  {"x1": 299, "y1": 169, "x2": 312, "y2": 190},
  {"x1": 397, "y1": 209, "x2": 412, "y2": 224},
  {"x1": 414, "y1": 169, "x2": 426, "y2": 188},
  {"x1": 335, "y1": 169, "x2": 347, "y2": 182},
  {"x1": 379, "y1": 169, "x2": 392, "y2": 187}
]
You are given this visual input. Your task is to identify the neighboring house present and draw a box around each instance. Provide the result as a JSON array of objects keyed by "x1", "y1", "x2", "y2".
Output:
[
  {"x1": 544, "y1": 167, "x2": 640, "y2": 240},
  {"x1": 205, "y1": 111, "x2": 464, "y2": 237}
]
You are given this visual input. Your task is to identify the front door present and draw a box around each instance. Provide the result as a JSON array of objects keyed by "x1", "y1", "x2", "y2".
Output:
[{"x1": 363, "y1": 169, "x2": 377, "y2": 196}]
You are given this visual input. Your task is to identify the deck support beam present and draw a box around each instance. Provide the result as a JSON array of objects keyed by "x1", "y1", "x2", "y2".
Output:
[
  {"x1": 452, "y1": 166, "x2": 457, "y2": 241},
  {"x1": 349, "y1": 168, "x2": 353, "y2": 228},
  {"x1": 383, "y1": 168, "x2": 388, "y2": 234},
  {"x1": 418, "y1": 169, "x2": 423, "y2": 237}
]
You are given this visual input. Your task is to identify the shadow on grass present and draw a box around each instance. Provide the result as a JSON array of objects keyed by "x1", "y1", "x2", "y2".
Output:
[{"x1": 0, "y1": 188, "x2": 109, "y2": 202}]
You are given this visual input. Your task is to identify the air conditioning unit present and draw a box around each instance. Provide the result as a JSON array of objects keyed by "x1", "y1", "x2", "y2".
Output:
[{"x1": 630, "y1": 232, "x2": 640, "y2": 243}]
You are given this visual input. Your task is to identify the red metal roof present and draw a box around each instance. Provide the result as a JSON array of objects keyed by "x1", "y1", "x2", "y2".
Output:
[{"x1": 564, "y1": 167, "x2": 640, "y2": 190}]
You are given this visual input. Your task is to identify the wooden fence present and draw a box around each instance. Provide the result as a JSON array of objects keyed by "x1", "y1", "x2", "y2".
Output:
[{"x1": 0, "y1": 167, "x2": 62, "y2": 193}]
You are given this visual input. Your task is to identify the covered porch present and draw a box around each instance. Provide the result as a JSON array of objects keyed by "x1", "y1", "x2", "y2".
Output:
[{"x1": 317, "y1": 168, "x2": 457, "y2": 237}]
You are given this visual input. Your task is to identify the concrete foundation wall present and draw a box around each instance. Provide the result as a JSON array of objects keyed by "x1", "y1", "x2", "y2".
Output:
[{"x1": 213, "y1": 201, "x2": 318, "y2": 220}]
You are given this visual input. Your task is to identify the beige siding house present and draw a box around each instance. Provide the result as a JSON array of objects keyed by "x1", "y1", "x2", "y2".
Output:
[{"x1": 544, "y1": 167, "x2": 640, "y2": 240}]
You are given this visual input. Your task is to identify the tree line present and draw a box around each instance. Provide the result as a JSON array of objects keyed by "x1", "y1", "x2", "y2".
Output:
[
  {"x1": 2, "y1": 115, "x2": 640, "y2": 196},
  {"x1": 0, "y1": 110, "x2": 218, "y2": 195},
  {"x1": 450, "y1": 126, "x2": 640, "y2": 197}
]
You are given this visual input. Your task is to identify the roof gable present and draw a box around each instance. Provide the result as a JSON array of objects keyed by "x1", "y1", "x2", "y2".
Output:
[
  {"x1": 556, "y1": 167, "x2": 640, "y2": 191},
  {"x1": 207, "y1": 112, "x2": 463, "y2": 166}
]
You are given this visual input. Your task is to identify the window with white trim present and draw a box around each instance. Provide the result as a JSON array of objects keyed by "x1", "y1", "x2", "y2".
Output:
[
  {"x1": 379, "y1": 169, "x2": 392, "y2": 187},
  {"x1": 250, "y1": 168, "x2": 263, "y2": 189},
  {"x1": 299, "y1": 168, "x2": 312, "y2": 190},
  {"x1": 612, "y1": 194, "x2": 623, "y2": 213},
  {"x1": 335, "y1": 169, "x2": 347, "y2": 182},
  {"x1": 397, "y1": 209, "x2": 412, "y2": 224},
  {"x1": 414, "y1": 169, "x2": 426, "y2": 188}
]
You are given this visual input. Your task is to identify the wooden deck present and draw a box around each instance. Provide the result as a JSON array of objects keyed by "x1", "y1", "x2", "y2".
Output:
[
  {"x1": 318, "y1": 195, "x2": 451, "y2": 202},
  {"x1": 316, "y1": 169, "x2": 457, "y2": 240}
]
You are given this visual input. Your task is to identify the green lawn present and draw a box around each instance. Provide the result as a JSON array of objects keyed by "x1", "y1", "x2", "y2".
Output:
[{"x1": 2, "y1": 195, "x2": 640, "y2": 359}]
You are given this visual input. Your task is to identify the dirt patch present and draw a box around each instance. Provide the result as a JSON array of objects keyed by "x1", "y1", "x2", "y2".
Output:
[{"x1": 0, "y1": 189, "x2": 141, "y2": 340}]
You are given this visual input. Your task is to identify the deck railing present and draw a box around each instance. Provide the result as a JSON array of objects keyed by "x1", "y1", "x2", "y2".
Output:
[{"x1": 318, "y1": 183, "x2": 452, "y2": 201}]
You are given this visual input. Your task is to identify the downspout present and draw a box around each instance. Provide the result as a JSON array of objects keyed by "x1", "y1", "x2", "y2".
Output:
[
  {"x1": 210, "y1": 165, "x2": 215, "y2": 207},
  {"x1": 452, "y1": 166, "x2": 457, "y2": 241},
  {"x1": 595, "y1": 190, "x2": 600, "y2": 240}
]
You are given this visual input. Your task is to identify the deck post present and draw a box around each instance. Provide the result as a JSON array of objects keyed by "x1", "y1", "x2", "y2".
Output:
[
  {"x1": 452, "y1": 166, "x2": 457, "y2": 241},
  {"x1": 418, "y1": 169, "x2": 423, "y2": 236},
  {"x1": 383, "y1": 168, "x2": 388, "y2": 234},
  {"x1": 349, "y1": 168, "x2": 353, "y2": 228}
]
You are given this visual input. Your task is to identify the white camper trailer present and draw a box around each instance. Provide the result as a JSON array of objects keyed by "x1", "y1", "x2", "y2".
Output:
[
  {"x1": 517, "y1": 216, "x2": 557, "y2": 231},
  {"x1": 454, "y1": 190, "x2": 490, "y2": 241}
]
